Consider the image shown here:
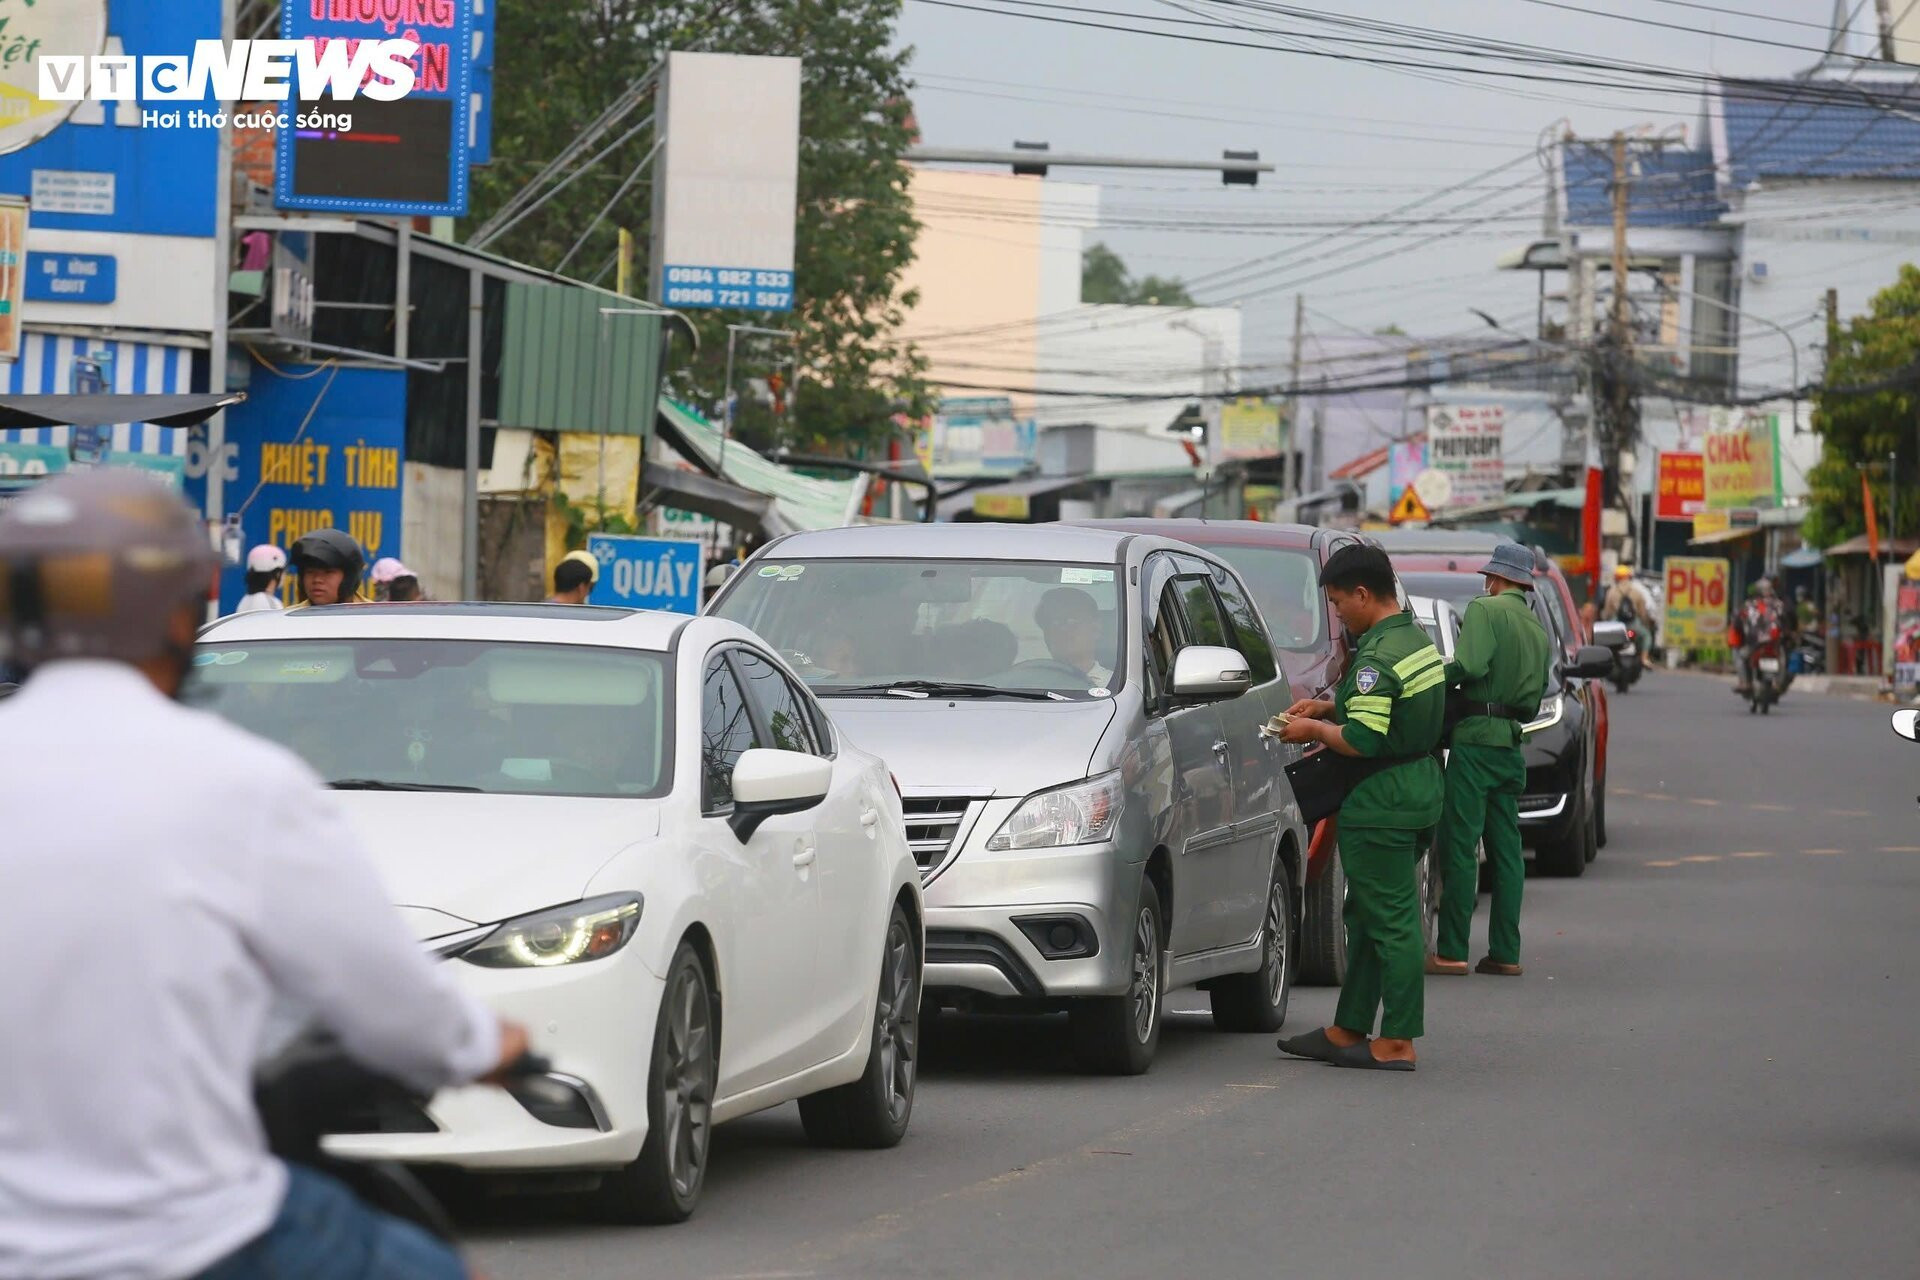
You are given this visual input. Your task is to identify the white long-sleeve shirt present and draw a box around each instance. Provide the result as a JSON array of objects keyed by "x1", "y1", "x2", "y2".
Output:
[{"x1": 0, "y1": 661, "x2": 502, "y2": 1280}]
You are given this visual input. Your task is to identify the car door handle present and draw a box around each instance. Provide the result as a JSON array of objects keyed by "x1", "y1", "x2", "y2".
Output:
[
  {"x1": 860, "y1": 808, "x2": 880, "y2": 828},
  {"x1": 793, "y1": 846, "x2": 817, "y2": 869},
  {"x1": 1212, "y1": 739, "x2": 1230, "y2": 759}
]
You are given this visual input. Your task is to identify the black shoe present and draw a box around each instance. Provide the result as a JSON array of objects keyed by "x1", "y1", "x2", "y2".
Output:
[
  {"x1": 1327, "y1": 1041, "x2": 1416, "y2": 1072},
  {"x1": 1276, "y1": 1028, "x2": 1349, "y2": 1063}
]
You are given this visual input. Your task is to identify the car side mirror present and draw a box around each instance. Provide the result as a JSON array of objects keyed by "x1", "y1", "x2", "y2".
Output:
[
  {"x1": 1590, "y1": 621, "x2": 1630, "y2": 650},
  {"x1": 1170, "y1": 645, "x2": 1253, "y2": 703},
  {"x1": 1894, "y1": 709, "x2": 1918, "y2": 742},
  {"x1": 728, "y1": 748, "x2": 832, "y2": 841},
  {"x1": 1568, "y1": 645, "x2": 1614, "y2": 680}
]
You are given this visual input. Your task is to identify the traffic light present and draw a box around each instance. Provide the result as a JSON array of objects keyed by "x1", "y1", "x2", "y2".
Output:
[{"x1": 1223, "y1": 149, "x2": 1260, "y2": 187}]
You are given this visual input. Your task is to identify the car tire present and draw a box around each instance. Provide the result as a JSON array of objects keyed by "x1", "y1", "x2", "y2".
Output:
[
  {"x1": 1210, "y1": 856, "x2": 1294, "y2": 1032},
  {"x1": 1535, "y1": 792, "x2": 1591, "y2": 878},
  {"x1": 1417, "y1": 845, "x2": 1440, "y2": 957},
  {"x1": 597, "y1": 942, "x2": 717, "y2": 1225},
  {"x1": 799, "y1": 902, "x2": 920, "y2": 1150},
  {"x1": 1595, "y1": 773, "x2": 1609, "y2": 850},
  {"x1": 1298, "y1": 843, "x2": 1348, "y2": 986},
  {"x1": 1070, "y1": 880, "x2": 1164, "y2": 1075}
]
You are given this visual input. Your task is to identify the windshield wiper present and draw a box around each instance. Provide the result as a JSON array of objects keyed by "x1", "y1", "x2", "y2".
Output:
[
  {"x1": 328, "y1": 778, "x2": 482, "y2": 792},
  {"x1": 820, "y1": 680, "x2": 1065, "y2": 702}
]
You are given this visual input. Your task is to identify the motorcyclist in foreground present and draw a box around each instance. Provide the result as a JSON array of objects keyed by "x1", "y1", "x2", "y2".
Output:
[{"x1": 0, "y1": 470, "x2": 529, "y2": 1280}]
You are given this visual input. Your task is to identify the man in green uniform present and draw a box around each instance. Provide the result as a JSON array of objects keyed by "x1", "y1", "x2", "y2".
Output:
[
  {"x1": 1428, "y1": 542, "x2": 1553, "y2": 979},
  {"x1": 1274, "y1": 543, "x2": 1445, "y2": 1072}
]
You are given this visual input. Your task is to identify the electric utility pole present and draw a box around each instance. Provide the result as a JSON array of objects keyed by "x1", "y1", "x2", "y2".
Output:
[
  {"x1": 1287, "y1": 293, "x2": 1306, "y2": 499},
  {"x1": 1592, "y1": 131, "x2": 1641, "y2": 565}
]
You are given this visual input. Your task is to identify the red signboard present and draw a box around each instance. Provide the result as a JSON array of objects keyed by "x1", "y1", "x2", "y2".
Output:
[{"x1": 1656, "y1": 451, "x2": 1706, "y2": 521}]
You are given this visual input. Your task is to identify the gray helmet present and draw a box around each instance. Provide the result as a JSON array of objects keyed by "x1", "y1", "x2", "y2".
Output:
[
  {"x1": 290, "y1": 528, "x2": 365, "y2": 601},
  {"x1": 1479, "y1": 542, "x2": 1538, "y2": 588},
  {"x1": 0, "y1": 469, "x2": 216, "y2": 668}
]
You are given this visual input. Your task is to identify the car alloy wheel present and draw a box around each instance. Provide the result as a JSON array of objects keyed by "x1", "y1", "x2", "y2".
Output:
[
  {"x1": 876, "y1": 915, "x2": 919, "y2": 1127},
  {"x1": 660, "y1": 960, "x2": 715, "y2": 1201},
  {"x1": 1130, "y1": 905, "x2": 1160, "y2": 1044},
  {"x1": 1263, "y1": 875, "x2": 1290, "y2": 1006}
]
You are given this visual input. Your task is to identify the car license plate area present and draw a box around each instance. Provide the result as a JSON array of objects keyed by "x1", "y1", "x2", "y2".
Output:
[{"x1": 1757, "y1": 657, "x2": 1780, "y2": 673}]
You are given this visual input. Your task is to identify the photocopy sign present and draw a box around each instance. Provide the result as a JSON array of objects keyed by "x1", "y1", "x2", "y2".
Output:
[
  {"x1": 1425, "y1": 404, "x2": 1505, "y2": 507},
  {"x1": 651, "y1": 52, "x2": 799, "y2": 312},
  {"x1": 587, "y1": 534, "x2": 704, "y2": 614}
]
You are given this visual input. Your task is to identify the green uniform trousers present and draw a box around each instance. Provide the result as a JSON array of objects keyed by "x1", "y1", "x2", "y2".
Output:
[
  {"x1": 1436, "y1": 741, "x2": 1527, "y2": 967},
  {"x1": 1331, "y1": 823, "x2": 1427, "y2": 1041}
]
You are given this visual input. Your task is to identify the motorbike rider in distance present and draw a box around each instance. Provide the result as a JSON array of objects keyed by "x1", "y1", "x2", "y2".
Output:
[
  {"x1": 1601, "y1": 564, "x2": 1655, "y2": 656},
  {"x1": 1733, "y1": 578, "x2": 1785, "y2": 696},
  {"x1": 0, "y1": 469, "x2": 531, "y2": 1280},
  {"x1": 291, "y1": 528, "x2": 368, "y2": 607}
]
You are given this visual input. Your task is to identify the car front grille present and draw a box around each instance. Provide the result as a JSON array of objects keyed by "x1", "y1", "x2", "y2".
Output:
[{"x1": 900, "y1": 795, "x2": 979, "y2": 879}]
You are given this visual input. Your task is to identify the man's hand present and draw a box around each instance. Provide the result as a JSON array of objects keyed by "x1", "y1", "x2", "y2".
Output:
[
  {"x1": 479, "y1": 1019, "x2": 532, "y2": 1085},
  {"x1": 1285, "y1": 697, "x2": 1335, "y2": 720},
  {"x1": 1279, "y1": 715, "x2": 1328, "y2": 746}
]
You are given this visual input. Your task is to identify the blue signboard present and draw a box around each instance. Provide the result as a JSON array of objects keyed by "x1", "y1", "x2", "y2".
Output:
[
  {"x1": 587, "y1": 535, "x2": 704, "y2": 614},
  {"x1": 211, "y1": 366, "x2": 407, "y2": 613},
  {"x1": 26, "y1": 252, "x2": 116, "y2": 304},
  {"x1": 277, "y1": 2, "x2": 476, "y2": 216},
  {"x1": 0, "y1": 3, "x2": 222, "y2": 238},
  {"x1": 470, "y1": 0, "x2": 495, "y2": 165},
  {"x1": 661, "y1": 266, "x2": 794, "y2": 312}
]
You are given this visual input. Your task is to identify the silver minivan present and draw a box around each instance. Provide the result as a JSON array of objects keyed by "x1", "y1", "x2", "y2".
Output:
[{"x1": 707, "y1": 524, "x2": 1310, "y2": 1074}]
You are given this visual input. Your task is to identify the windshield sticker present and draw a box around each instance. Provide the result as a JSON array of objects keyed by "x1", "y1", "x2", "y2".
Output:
[
  {"x1": 1089, "y1": 686, "x2": 1112, "y2": 698},
  {"x1": 757, "y1": 564, "x2": 805, "y2": 581},
  {"x1": 276, "y1": 660, "x2": 335, "y2": 679},
  {"x1": 192, "y1": 652, "x2": 221, "y2": 667},
  {"x1": 214, "y1": 651, "x2": 249, "y2": 667},
  {"x1": 1061, "y1": 567, "x2": 1115, "y2": 585}
]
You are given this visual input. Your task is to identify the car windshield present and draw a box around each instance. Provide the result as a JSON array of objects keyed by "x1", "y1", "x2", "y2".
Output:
[
  {"x1": 1192, "y1": 545, "x2": 1325, "y2": 652},
  {"x1": 712, "y1": 558, "x2": 1122, "y2": 698},
  {"x1": 187, "y1": 639, "x2": 671, "y2": 798}
]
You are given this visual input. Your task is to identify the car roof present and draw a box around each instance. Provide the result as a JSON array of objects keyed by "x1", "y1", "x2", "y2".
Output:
[
  {"x1": 198, "y1": 601, "x2": 698, "y2": 651},
  {"x1": 1388, "y1": 550, "x2": 1499, "y2": 574},
  {"x1": 1367, "y1": 528, "x2": 1504, "y2": 553},
  {"x1": 1071, "y1": 518, "x2": 1329, "y2": 553},
  {"x1": 759, "y1": 522, "x2": 1136, "y2": 561}
]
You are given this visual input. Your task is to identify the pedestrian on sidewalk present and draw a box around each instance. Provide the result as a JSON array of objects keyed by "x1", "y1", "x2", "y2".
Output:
[
  {"x1": 548, "y1": 550, "x2": 599, "y2": 604},
  {"x1": 1428, "y1": 543, "x2": 1552, "y2": 979},
  {"x1": 1274, "y1": 543, "x2": 1446, "y2": 1072}
]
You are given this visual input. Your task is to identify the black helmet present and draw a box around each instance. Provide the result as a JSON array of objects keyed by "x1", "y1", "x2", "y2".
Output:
[{"x1": 290, "y1": 529, "x2": 366, "y2": 601}]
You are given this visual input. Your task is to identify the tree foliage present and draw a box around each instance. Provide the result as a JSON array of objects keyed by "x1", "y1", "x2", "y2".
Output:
[
  {"x1": 1081, "y1": 241, "x2": 1196, "y2": 307},
  {"x1": 1806, "y1": 264, "x2": 1920, "y2": 548},
  {"x1": 469, "y1": 0, "x2": 928, "y2": 455}
]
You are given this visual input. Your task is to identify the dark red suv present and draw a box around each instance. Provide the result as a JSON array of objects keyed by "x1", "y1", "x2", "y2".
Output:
[{"x1": 1076, "y1": 520, "x2": 1414, "y2": 986}]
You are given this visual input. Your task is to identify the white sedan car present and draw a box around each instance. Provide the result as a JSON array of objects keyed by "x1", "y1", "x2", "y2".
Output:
[{"x1": 194, "y1": 603, "x2": 923, "y2": 1223}]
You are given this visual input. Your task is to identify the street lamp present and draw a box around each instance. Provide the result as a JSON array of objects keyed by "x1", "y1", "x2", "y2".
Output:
[{"x1": 1645, "y1": 278, "x2": 1803, "y2": 434}]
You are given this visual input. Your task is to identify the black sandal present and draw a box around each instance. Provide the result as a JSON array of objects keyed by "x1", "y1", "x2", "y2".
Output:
[
  {"x1": 1328, "y1": 1041, "x2": 1416, "y2": 1072},
  {"x1": 1276, "y1": 1028, "x2": 1350, "y2": 1063}
]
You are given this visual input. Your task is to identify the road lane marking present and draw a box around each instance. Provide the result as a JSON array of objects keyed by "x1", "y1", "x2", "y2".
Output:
[
  {"x1": 1880, "y1": 846, "x2": 1920, "y2": 853},
  {"x1": 1749, "y1": 803, "x2": 1790, "y2": 812},
  {"x1": 1730, "y1": 851, "x2": 1774, "y2": 859},
  {"x1": 1610, "y1": 787, "x2": 1641, "y2": 797},
  {"x1": 1803, "y1": 848, "x2": 1844, "y2": 856},
  {"x1": 1645, "y1": 859, "x2": 1680, "y2": 867},
  {"x1": 1688, "y1": 798, "x2": 1720, "y2": 807},
  {"x1": 1679, "y1": 854, "x2": 1722, "y2": 862},
  {"x1": 1825, "y1": 809, "x2": 1871, "y2": 817}
]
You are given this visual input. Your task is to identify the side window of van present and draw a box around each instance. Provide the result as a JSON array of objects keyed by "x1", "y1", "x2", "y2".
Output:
[{"x1": 1141, "y1": 554, "x2": 1186, "y2": 705}]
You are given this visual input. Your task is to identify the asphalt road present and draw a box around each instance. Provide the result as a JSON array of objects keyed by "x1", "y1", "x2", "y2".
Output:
[{"x1": 468, "y1": 671, "x2": 1920, "y2": 1280}]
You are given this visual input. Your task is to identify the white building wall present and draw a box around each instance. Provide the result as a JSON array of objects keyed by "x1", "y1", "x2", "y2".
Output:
[{"x1": 1033, "y1": 303, "x2": 1241, "y2": 462}]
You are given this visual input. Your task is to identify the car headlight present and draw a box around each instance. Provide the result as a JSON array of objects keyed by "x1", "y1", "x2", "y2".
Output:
[
  {"x1": 461, "y1": 893, "x2": 644, "y2": 969},
  {"x1": 1523, "y1": 692, "x2": 1565, "y2": 735},
  {"x1": 987, "y1": 771, "x2": 1124, "y2": 851}
]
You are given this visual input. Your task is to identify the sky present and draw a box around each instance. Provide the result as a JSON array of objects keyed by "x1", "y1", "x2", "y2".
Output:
[{"x1": 894, "y1": 0, "x2": 1847, "y2": 378}]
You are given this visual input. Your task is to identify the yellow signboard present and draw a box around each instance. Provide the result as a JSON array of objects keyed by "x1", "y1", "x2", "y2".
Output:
[
  {"x1": 973, "y1": 491, "x2": 1030, "y2": 520},
  {"x1": 1218, "y1": 397, "x2": 1283, "y2": 460},
  {"x1": 1691, "y1": 509, "x2": 1730, "y2": 538},
  {"x1": 1662, "y1": 556, "x2": 1731, "y2": 648},
  {"x1": 1703, "y1": 409, "x2": 1782, "y2": 509}
]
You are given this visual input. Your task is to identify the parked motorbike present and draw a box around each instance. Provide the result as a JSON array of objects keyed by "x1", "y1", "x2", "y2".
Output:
[
  {"x1": 254, "y1": 1033, "x2": 551, "y2": 1243},
  {"x1": 1789, "y1": 634, "x2": 1826, "y2": 676}
]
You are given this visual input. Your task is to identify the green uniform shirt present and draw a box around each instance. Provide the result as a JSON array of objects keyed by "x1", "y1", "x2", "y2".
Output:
[
  {"x1": 1333, "y1": 610, "x2": 1446, "y2": 829},
  {"x1": 1444, "y1": 588, "x2": 1553, "y2": 749}
]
